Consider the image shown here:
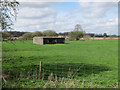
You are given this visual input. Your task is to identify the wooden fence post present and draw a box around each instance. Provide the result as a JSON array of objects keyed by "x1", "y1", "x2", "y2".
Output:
[{"x1": 39, "y1": 61, "x2": 42, "y2": 79}]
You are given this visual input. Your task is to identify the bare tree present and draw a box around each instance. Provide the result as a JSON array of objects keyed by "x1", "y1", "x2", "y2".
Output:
[
  {"x1": 0, "y1": 0, "x2": 19, "y2": 31},
  {"x1": 74, "y1": 24, "x2": 83, "y2": 31}
]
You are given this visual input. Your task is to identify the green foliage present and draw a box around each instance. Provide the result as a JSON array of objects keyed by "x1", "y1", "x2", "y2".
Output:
[
  {"x1": 68, "y1": 31, "x2": 84, "y2": 41},
  {"x1": 2, "y1": 40, "x2": 118, "y2": 88},
  {"x1": 2, "y1": 32, "x2": 11, "y2": 39},
  {"x1": 32, "y1": 31, "x2": 43, "y2": 37},
  {"x1": 22, "y1": 32, "x2": 33, "y2": 40},
  {"x1": 83, "y1": 35, "x2": 91, "y2": 40},
  {"x1": 43, "y1": 30, "x2": 57, "y2": 36},
  {"x1": 18, "y1": 36, "x2": 24, "y2": 41},
  {"x1": 104, "y1": 33, "x2": 107, "y2": 37},
  {"x1": 1, "y1": 0, "x2": 19, "y2": 31}
]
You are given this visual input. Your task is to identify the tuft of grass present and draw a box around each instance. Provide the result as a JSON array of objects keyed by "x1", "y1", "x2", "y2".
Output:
[{"x1": 2, "y1": 72, "x2": 118, "y2": 88}]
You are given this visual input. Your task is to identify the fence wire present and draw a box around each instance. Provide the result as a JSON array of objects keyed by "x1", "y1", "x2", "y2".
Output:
[{"x1": 2, "y1": 62, "x2": 118, "y2": 83}]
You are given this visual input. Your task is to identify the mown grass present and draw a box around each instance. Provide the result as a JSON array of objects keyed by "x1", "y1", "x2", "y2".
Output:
[{"x1": 2, "y1": 39, "x2": 118, "y2": 88}]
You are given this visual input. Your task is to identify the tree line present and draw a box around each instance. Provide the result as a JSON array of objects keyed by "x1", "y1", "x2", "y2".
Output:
[
  {"x1": 2, "y1": 30, "x2": 85, "y2": 41},
  {"x1": 2, "y1": 30, "x2": 119, "y2": 41},
  {"x1": 2, "y1": 30, "x2": 56, "y2": 40}
]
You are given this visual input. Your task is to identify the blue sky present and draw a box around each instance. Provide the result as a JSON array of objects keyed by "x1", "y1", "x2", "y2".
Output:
[
  {"x1": 50, "y1": 2, "x2": 79, "y2": 12},
  {"x1": 14, "y1": 1, "x2": 118, "y2": 35}
]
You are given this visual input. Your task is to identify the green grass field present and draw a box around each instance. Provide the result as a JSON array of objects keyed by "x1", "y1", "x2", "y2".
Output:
[{"x1": 2, "y1": 39, "x2": 118, "y2": 88}]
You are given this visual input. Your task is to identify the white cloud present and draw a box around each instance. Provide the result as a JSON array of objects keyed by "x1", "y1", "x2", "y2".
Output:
[
  {"x1": 79, "y1": 2, "x2": 117, "y2": 18},
  {"x1": 13, "y1": 2, "x2": 118, "y2": 35},
  {"x1": 18, "y1": 7, "x2": 57, "y2": 19},
  {"x1": 78, "y1": 0, "x2": 118, "y2": 2},
  {"x1": 105, "y1": 18, "x2": 118, "y2": 27},
  {"x1": 18, "y1": 0, "x2": 119, "y2": 2},
  {"x1": 79, "y1": 2, "x2": 90, "y2": 9},
  {"x1": 19, "y1": 2, "x2": 58, "y2": 8},
  {"x1": 83, "y1": 17, "x2": 118, "y2": 34},
  {"x1": 14, "y1": 2, "x2": 58, "y2": 32}
]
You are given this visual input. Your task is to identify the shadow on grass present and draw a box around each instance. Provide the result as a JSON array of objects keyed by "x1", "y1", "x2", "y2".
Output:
[
  {"x1": 3, "y1": 63, "x2": 111, "y2": 80},
  {"x1": 65, "y1": 42, "x2": 69, "y2": 44}
]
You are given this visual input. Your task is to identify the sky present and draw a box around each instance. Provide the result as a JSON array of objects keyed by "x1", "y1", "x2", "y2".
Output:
[{"x1": 13, "y1": 1, "x2": 118, "y2": 35}]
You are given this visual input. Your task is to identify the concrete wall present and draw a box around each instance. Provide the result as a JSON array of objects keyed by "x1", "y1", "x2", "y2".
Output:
[{"x1": 33, "y1": 37, "x2": 43, "y2": 45}]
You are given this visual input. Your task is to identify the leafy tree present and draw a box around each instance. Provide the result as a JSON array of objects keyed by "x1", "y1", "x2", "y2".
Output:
[
  {"x1": 18, "y1": 36, "x2": 24, "y2": 41},
  {"x1": 103, "y1": 33, "x2": 107, "y2": 39},
  {"x1": 22, "y1": 32, "x2": 33, "y2": 40},
  {"x1": 68, "y1": 31, "x2": 84, "y2": 41},
  {"x1": 83, "y1": 35, "x2": 91, "y2": 40},
  {"x1": 103, "y1": 33, "x2": 107, "y2": 37},
  {"x1": 2, "y1": 31, "x2": 11, "y2": 39},
  {"x1": 43, "y1": 30, "x2": 57, "y2": 36},
  {"x1": 0, "y1": 0, "x2": 19, "y2": 31},
  {"x1": 32, "y1": 31, "x2": 43, "y2": 37}
]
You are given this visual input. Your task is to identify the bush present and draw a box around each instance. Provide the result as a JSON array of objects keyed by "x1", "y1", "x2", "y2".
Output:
[
  {"x1": 43, "y1": 30, "x2": 57, "y2": 36},
  {"x1": 2, "y1": 32, "x2": 11, "y2": 40},
  {"x1": 18, "y1": 36, "x2": 24, "y2": 41},
  {"x1": 32, "y1": 31, "x2": 43, "y2": 37},
  {"x1": 22, "y1": 32, "x2": 33, "y2": 40},
  {"x1": 83, "y1": 35, "x2": 91, "y2": 40},
  {"x1": 68, "y1": 31, "x2": 84, "y2": 41}
]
